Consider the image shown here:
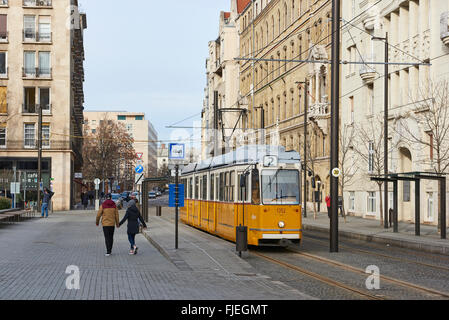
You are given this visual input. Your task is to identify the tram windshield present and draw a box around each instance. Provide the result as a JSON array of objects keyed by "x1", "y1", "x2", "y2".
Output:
[{"x1": 261, "y1": 170, "x2": 300, "y2": 205}]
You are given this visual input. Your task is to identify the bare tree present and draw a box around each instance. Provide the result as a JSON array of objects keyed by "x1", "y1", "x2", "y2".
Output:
[
  {"x1": 353, "y1": 115, "x2": 386, "y2": 226},
  {"x1": 394, "y1": 80, "x2": 449, "y2": 231},
  {"x1": 339, "y1": 124, "x2": 359, "y2": 223},
  {"x1": 82, "y1": 116, "x2": 136, "y2": 192}
]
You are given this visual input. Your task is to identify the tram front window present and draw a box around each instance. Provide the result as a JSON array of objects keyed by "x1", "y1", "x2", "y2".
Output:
[{"x1": 261, "y1": 170, "x2": 300, "y2": 205}]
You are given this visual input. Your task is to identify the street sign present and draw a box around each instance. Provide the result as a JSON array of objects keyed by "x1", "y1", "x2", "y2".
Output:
[
  {"x1": 169, "y1": 143, "x2": 185, "y2": 160},
  {"x1": 135, "y1": 165, "x2": 144, "y2": 174},
  {"x1": 136, "y1": 153, "x2": 143, "y2": 160},
  {"x1": 94, "y1": 178, "x2": 101, "y2": 185},
  {"x1": 74, "y1": 172, "x2": 83, "y2": 179},
  {"x1": 10, "y1": 182, "x2": 20, "y2": 194},
  {"x1": 135, "y1": 173, "x2": 144, "y2": 185},
  {"x1": 169, "y1": 184, "x2": 184, "y2": 208}
]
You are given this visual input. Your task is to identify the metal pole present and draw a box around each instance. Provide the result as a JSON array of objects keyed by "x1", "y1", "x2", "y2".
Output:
[
  {"x1": 303, "y1": 81, "x2": 308, "y2": 218},
  {"x1": 384, "y1": 33, "x2": 389, "y2": 229},
  {"x1": 37, "y1": 104, "x2": 42, "y2": 210},
  {"x1": 440, "y1": 177, "x2": 446, "y2": 240},
  {"x1": 330, "y1": 0, "x2": 340, "y2": 253},
  {"x1": 393, "y1": 180, "x2": 398, "y2": 233},
  {"x1": 415, "y1": 179, "x2": 420, "y2": 236},
  {"x1": 175, "y1": 164, "x2": 179, "y2": 249}
]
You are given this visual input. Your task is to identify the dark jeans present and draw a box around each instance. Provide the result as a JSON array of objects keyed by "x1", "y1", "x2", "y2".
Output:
[
  {"x1": 327, "y1": 206, "x2": 331, "y2": 218},
  {"x1": 128, "y1": 233, "x2": 136, "y2": 249},
  {"x1": 103, "y1": 226, "x2": 115, "y2": 254}
]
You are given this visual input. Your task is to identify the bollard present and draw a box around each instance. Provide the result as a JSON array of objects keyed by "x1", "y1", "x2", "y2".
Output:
[
  {"x1": 156, "y1": 206, "x2": 162, "y2": 216},
  {"x1": 236, "y1": 225, "x2": 248, "y2": 257}
]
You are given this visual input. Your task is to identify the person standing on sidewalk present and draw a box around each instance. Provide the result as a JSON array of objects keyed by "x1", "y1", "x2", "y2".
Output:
[
  {"x1": 41, "y1": 188, "x2": 54, "y2": 218},
  {"x1": 325, "y1": 195, "x2": 331, "y2": 219},
  {"x1": 96, "y1": 193, "x2": 120, "y2": 256},
  {"x1": 81, "y1": 190, "x2": 89, "y2": 210},
  {"x1": 119, "y1": 201, "x2": 147, "y2": 255}
]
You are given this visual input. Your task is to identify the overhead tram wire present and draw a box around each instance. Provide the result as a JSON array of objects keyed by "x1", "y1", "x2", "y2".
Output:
[{"x1": 232, "y1": 0, "x2": 385, "y2": 111}]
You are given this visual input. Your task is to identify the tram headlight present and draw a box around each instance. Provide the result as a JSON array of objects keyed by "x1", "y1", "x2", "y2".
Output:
[{"x1": 278, "y1": 221, "x2": 285, "y2": 228}]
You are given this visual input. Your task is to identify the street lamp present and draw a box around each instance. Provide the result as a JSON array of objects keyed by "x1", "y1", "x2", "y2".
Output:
[{"x1": 372, "y1": 33, "x2": 389, "y2": 229}]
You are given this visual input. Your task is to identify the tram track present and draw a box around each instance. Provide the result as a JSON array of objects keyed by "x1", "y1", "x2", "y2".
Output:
[
  {"x1": 303, "y1": 233, "x2": 449, "y2": 272},
  {"x1": 250, "y1": 250, "x2": 386, "y2": 300},
  {"x1": 286, "y1": 247, "x2": 449, "y2": 299}
]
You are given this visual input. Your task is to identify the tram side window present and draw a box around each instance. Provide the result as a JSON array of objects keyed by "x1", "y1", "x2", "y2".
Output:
[
  {"x1": 202, "y1": 175, "x2": 207, "y2": 200},
  {"x1": 251, "y1": 169, "x2": 260, "y2": 205},
  {"x1": 215, "y1": 174, "x2": 219, "y2": 201},
  {"x1": 195, "y1": 176, "x2": 199, "y2": 200},
  {"x1": 225, "y1": 172, "x2": 229, "y2": 202},
  {"x1": 237, "y1": 172, "x2": 249, "y2": 202},
  {"x1": 219, "y1": 172, "x2": 224, "y2": 201},
  {"x1": 189, "y1": 178, "x2": 193, "y2": 199},
  {"x1": 210, "y1": 174, "x2": 214, "y2": 201},
  {"x1": 229, "y1": 171, "x2": 235, "y2": 202}
]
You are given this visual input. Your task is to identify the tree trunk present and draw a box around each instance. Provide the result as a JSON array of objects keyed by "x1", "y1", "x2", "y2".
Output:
[{"x1": 378, "y1": 183, "x2": 384, "y2": 226}]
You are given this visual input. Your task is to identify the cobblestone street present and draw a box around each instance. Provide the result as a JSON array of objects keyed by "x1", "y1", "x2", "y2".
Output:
[{"x1": 0, "y1": 211, "x2": 311, "y2": 300}]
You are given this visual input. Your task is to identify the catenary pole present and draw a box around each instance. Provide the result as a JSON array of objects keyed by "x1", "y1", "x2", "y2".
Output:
[
  {"x1": 330, "y1": 0, "x2": 340, "y2": 253},
  {"x1": 384, "y1": 33, "x2": 389, "y2": 229}
]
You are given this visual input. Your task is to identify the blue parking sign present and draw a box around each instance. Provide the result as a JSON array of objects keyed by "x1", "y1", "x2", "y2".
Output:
[{"x1": 169, "y1": 184, "x2": 184, "y2": 207}]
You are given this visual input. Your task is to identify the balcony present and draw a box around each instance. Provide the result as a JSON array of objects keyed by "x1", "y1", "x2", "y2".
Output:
[
  {"x1": 23, "y1": 67, "x2": 52, "y2": 79},
  {"x1": 5, "y1": 140, "x2": 70, "y2": 151},
  {"x1": 23, "y1": 0, "x2": 52, "y2": 8},
  {"x1": 309, "y1": 103, "x2": 330, "y2": 118},
  {"x1": 23, "y1": 30, "x2": 52, "y2": 43},
  {"x1": 359, "y1": 55, "x2": 377, "y2": 84},
  {"x1": 22, "y1": 104, "x2": 52, "y2": 114}
]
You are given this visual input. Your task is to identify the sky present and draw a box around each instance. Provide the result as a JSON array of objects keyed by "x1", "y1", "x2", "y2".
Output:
[{"x1": 79, "y1": 0, "x2": 231, "y2": 145}]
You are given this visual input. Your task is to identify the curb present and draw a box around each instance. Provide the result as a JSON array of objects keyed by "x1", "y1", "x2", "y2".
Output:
[{"x1": 303, "y1": 223, "x2": 449, "y2": 255}]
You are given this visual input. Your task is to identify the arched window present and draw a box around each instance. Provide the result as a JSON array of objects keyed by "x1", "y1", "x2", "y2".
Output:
[
  {"x1": 292, "y1": 0, "x2": 295, "y2": 23},
  {"x1": 271, "y1": 16, "x2": 275, "y2": 40},
  {"x1": 277, "y1": 10, "x2": 281, "y2": 36},
  {"x1": 265, "y1": 22, "x2": 269, "y2": 46},
  {"x1": 284, "y1": 2, "x2": 288, "y2": 30}
]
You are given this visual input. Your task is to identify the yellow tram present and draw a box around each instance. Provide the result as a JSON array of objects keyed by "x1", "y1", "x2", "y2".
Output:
[{"x1": 179, "y1": 145, "x2": 302, "y2": 247}]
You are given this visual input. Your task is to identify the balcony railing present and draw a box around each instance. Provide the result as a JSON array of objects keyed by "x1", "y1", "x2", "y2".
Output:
[
  {"x1": 309, "y1": 103, "x2": 330, "y2": 118},
  {"x1": 23, "y1": 0, "x2": 52, "y2": 7},
  {"x1": 23, "y1": 30, "x2": 52, "y2": 43},
  {"x1": 5, "y1": 140, "x2": 71, "y2": 150},
  {"x1": 23, "y1": 67, "x2": 52, "y2": 78},
  {"x1": 22, "y1": 104, "x2": 52, "y2": 114}
]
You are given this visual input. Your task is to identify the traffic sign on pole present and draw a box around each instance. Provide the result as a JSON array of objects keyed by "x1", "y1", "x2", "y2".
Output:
[{"x1": 135, "y1": 165, "x2": 144, "y2": 174}]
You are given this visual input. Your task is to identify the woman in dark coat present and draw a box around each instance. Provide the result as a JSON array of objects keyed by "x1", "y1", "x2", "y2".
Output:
[{"x1": 119, "y1": 203, "x2": 147, "y2": 255}]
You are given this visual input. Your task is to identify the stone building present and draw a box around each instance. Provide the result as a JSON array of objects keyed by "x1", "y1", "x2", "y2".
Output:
[
  {"x1": 0, "y1": 0, "x2": 87, "y2": 210},
  {"x1": 340, "y1": 0, "x2": 449, "y2": 225},
  {"x1": 236, "y1": 0, "x2": 332, "y2": 211},
  {"x1": 201, "y1": 4, "x2": 241, "y2": 160}
]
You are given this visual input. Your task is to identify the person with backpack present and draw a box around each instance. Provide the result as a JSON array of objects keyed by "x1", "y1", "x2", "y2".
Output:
[
  {"x1": 41, "y1": 187, "x2": 54, "y2": 218},
  {"x1": 96, "y1": 193, "x2": 120, "y2": 256},
  {"x1": 119, "y1": 199, "x2": 147, "y2": 255}
]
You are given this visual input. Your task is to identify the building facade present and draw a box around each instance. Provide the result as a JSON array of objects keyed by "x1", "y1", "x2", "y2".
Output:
[
  {"x1": 0, "y1": 0, "x2": 87, "y2": 210},
  {"x1": 236, "y1": 0, "x2": 332, "y2": 211},
  {"x1": 201, "y1": 5, "x2": 241, "y2": 160},
  {"x1": 83, "y1": 111, "x2": 158, "y2": 184},
  {"x1": 340, "y1": 0, "x2": 449, "y2": 225}
]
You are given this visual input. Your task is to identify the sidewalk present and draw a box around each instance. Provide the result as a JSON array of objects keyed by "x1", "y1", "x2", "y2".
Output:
[
  {"x1": 302, "y1": 212, "x2": 449, "y2": 255},
  {"x1": 141, "y1": 212, "x2": 314, "y2": 300}
]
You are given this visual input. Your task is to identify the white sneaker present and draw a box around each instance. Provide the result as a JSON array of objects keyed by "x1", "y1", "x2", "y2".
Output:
[{"x1": 105, "y1": 253, "x2": 111, "y2": 257}]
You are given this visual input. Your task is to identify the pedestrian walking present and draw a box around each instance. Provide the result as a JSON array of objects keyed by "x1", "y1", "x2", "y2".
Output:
[
  {"x1": 96, "y1": 193, "x2": 120, "y2": 256},
  {"x1": 119, "y1": 201, "x2": 147, "y2": 255},
  {"x1": 81, "y1": 190, "x2": 89, "y2": 210},
  {"x1": 41, "y1": 187, "x2": 54, "y2": 218},
  {"x1": 325, "y1": 195, "x2": 331, "y2": 219}
]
